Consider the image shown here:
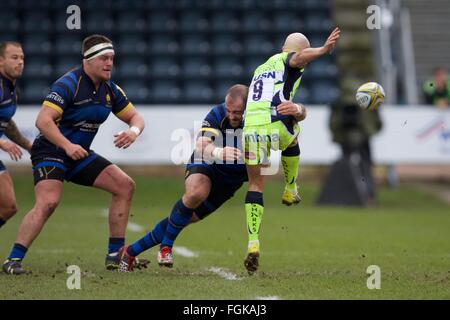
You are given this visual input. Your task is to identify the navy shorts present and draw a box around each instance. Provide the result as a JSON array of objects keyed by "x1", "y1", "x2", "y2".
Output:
[
  {"x1": 30, "y1": 140, "x2": 112, "y2": 186},
  {"x1": 0, "y1": 160, "x2": 6, "y2": 172},
  {"x1": 185, "y1": 164, "x2": 245, "y2": 219}
]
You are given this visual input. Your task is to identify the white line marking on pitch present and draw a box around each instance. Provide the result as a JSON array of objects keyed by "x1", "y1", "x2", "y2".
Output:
[
  {"x1": 207, "y1": 267, "x2": 243, "y2": 281},
  {"x1": 100, "y1": 208, "x2": 145, "y2": 233},
  {"x1": 173, "y1": 246, "x2": 199, "y2": 258},
  {"x1": 256, "y1": 296, "x2": 281, "y2": 300}
]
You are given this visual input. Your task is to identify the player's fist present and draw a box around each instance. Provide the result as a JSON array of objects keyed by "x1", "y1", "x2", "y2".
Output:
[
  {"x1": 0, "y1": 140, "x2": 23, "y2": 161},
  {"x1": 114, "y1": 128, "x2": 138, "y2": 149},
  {"x1": 212, "y1": 147, "x2": 242, "y2": 162},
  {"x1": 64, "y1": 143, "x2": 89, "y2": 161}
]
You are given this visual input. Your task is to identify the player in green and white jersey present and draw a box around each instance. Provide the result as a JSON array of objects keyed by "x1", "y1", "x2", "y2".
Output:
[{"x1": 242, "y1": 27, "x2": 341, "y2": 274}]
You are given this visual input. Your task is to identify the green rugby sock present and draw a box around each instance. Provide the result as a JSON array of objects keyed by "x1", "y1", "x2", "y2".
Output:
[
  {"x1": 281, "y1": 144, "x2": 300, "y2": 192},
  {"x1": 245, "y1": 192, "x2": 264, "y2": 242}
]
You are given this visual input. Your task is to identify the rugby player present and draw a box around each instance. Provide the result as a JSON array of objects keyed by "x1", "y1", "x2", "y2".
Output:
[
  {"x1": 116, "y1": 85, "x2": 306, "y2": 272},
  {"x1": 2, "y1": 35, "x2": 145, "y2": 275},
  {"x1": 0, "y1": 41, "x2": 32, "y2": 232},
  {"x1": 242, "y1": 27, "x2": 341, "y2": 274}
]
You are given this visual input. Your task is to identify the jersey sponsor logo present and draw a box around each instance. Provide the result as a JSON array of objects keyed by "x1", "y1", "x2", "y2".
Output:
[
  {"x1": 46, "y1": 92, "x2": 65, "y2": 105},
  {"x1": 74, "y1": 98, "x2": 93, "y2": 105},
  {"x1": 252, "y1": 71, "x2": 276, "y2": 81},
  {"x1": 73, "y1": 120, "x2": 101, "y2": 132},
  {"x1": 106, "y1": 94, "x2": 111, "y2": 106}
]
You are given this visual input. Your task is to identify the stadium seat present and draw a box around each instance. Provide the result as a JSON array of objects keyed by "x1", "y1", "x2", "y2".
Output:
[
  {"x1": 182, "y1": 58, "x2": 212, "y2": 79},
  {"x1": 21, "y1": 12, "x2": 51, "y2": 33},
  {"x1": 119, "y1": 80, "x2": 150, "y2": 103},
  {"x1": 116, "y1": 34, "x2": 147, "y2": 55},
  {"x1": 117, "y1": 11, "x2": 147, "y2": 32},
  {"x1": 242, "y1": 12, "x2": 271, "y2": 32},
  {"x1": 183, "y1": 81, "x2": 214, "y2": 104},
  {"x1": 212, "y1": 35, "x2": 243, "y2": 55},
  {"x1": 148, "y1": 11, "x2": 178, "y2": 32},
  {"x1": 21, "y1": 80, "x2": 50, "y2": 104},
  {"x1": 24, "y1": 57, "x2": 52, "y2": 78},
  {"x1": 150, "y1": 57, "x2": 181, "y2": 79},
  {"x1": 180, "y1": 12, "x2": 209, "y2": 32},
  {"x1": 116, "y1": 58, "x2": 148, "y2": 78},
  {"x1": 84, "y1": 12, "x2": 114, "y2": 33},
  {"x1": 0, "y1": 12, "x2": 20, "y2": 33},
  {"x1": 181, "y1": 35, "x2": 210, "y2": 55},
  {"x1": 54, "y1": 35, "x2": 82, "y2": 55},
  {"x1": 23, "y1": 35, "x2": 52, "y2": 55},
  {"x1": 152, "y1": 81, "x2": 182, "y2": 103},
  {"x1": 244, "y1": 35, "x2": 275, "y2": 55},
  {"x1": 214, "y1": 58, "x2": 244, "y2": 78},
  {"x1": 210, "y1": 12, "x2": 241, "y2": 32},
  {"x1": 149, "y1": 35, "x2": 179, "y2": 55}
]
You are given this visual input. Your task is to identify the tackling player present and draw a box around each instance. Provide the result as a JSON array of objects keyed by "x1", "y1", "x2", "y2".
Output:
[
  {"x1": 242, "y1": 27, "x2": 340, "y2": 274},
  {"x1": 2, "y1": 35, "x2": 145, "y2": 275},
  {"x1": 0, "y1": 41, "x2": 33, "y2": 232}
]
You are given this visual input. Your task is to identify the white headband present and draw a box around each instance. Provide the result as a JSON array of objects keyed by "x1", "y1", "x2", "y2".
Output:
[{"x1": 83, "y1": 43, "x2": 114, "y2": 60}]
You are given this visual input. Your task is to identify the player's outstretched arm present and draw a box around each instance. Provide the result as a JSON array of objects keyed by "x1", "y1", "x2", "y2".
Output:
[
  {"x1": 114, "y1": 106, "x2": 145, "y2": 149},
  {"x1": 196, "y1": 136, "x2": 241, "y2": 162},
  {"x1": 36, "y1": 106, "x2": 88, "y2": 160},
  {"x1": 289, "y1": 27, "x2": 340, "y2": 69},
  {"x1": 4, "y1": 119, "x2": 32, "y2": 152}
]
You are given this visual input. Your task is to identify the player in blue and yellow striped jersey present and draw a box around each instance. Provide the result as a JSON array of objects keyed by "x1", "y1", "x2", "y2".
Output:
[
  {"x1": 0, "y1": 41, "x2": 33, "y2": 233},
  {"x1": 3, "y1": 35, "x2": 146, "y2": 275}
]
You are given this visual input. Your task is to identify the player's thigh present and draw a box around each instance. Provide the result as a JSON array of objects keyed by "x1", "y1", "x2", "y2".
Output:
[
  {"x1": 34, "y1": 179, "x2": 64, "y2": 212},
  {"x1": 0, "y1": 171, "x2": 17, "y2": 210},
  {"x1": 184, "y1": 173, "x2": 212, "y2": 203},
  {"x1": 92, "y1": 164, "x2": 135, "y2": 195}
]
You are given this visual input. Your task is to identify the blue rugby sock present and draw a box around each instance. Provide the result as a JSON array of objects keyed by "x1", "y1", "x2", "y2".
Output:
[
  {"x1": 108, "y1": 237, "x2": 125, "y2": 254},
  {"x1": 0, "y1": 218, "x2": 5, "y2": 229},
  {"x1": 127, "y1": 217, "x2": 169, "y2": 257},
  {"x1": 8, "y1": 243, "x2": 28, "y2": 261},
  {"x1": 161, "y1": 199, "x2": 194, "y2": 248}
]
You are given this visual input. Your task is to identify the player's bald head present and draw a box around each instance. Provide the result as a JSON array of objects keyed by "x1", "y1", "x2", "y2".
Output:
[
  {"x1": 225, "y1": 84, "x2": 248, "y2": 105},
  {"x1": 282, "y1": 33, "x2": 310, "y2": 53}
]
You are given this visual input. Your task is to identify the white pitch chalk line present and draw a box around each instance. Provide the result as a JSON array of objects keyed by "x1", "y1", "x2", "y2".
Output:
[
  {"x1": 207, "y1": 267, "x2": 243, "y2": 281},
  {"x1": 256, "y1": 296, "x2": 282, "y2": 300},
  {"x1": 100, "y1": 208, "x2": 145, "y2": 233},
  {"x1": 173, "y1": 246, "x2": 199, "y2": 258}
]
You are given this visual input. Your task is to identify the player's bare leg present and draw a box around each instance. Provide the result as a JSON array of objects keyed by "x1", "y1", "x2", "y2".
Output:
[
  {"x1": 15, "y1": 180, "x2": 63, "y2": 247},
  {"x1": 3, "y1": 180, "x2": 63, "y2": 275},
  {"x1": 0, "y1": 172, "x2": 18, "y2": 228},
  {"x1": 244, "y1": 164, "x2": 266, "y2": 275},
  {"x1": 93, "y1": 164, "x2": 135, "y2": 239}
]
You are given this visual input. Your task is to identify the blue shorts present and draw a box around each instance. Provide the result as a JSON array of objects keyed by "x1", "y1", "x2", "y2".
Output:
[
  {"x1": 0, "y1": 160, "x2": 6, "y2": 172},
  {"x1": 185, "y1": 164, "x2": 246, "y2": 219},
  {"x1": 30, "y1": 139, "x2": 112, "y2": 186}
]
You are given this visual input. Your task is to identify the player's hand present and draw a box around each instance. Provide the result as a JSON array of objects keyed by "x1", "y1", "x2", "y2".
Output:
[
  {"x1": 114, "y1": 129, "x2": 138, "y2": 149},
  {"x1": 0, "y1": 140, "x2": 23, "y2": 161},
  {"x1": 277, "y1": 102, "x2": 307, "y2": 119},
  {"x1": 63, "y1": 143, "x2": 89, "y2": 161},
  {"x1": 213, "y1": 147, "x2": 242, "y2": 162},
  {"x1": 323, "y1": 27, "x2": 341, "y2": 54}
]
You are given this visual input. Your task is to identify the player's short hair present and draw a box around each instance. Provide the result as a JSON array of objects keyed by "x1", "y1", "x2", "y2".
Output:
[
  {"x1": 82, "y1": 35, "x2": 112, "y2": 55},
  {"x1": 226, "y1": 84, "x2": 249, "y2": 104},
  {"x1": 0, "y1": 41, "x2": 22, "y2": 57}
]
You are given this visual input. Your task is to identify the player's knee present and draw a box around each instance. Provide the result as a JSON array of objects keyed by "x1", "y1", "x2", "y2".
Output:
[
  {"x1": 118, "y1": 175, "x2": 135, "y2": 198},
  {"x1": 184, "y1": 189, "x2": 208, "y2": 208},
  {"x1": 38, "y1": 199, "x2": 60, "y2": 218},
  {"x1": 0, "y1": 203, "x2": 18, "y2": 219}
]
